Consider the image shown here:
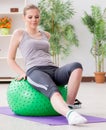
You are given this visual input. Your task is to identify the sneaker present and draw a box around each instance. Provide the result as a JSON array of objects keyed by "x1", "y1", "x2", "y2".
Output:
[{"x1": 68, "y1": 99, "x2": 82, "y2": 109}]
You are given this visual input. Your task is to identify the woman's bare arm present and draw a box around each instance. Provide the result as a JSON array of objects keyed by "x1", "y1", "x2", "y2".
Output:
[{"x1": 7, "y1": 29, "x2": 26, "y2": 80}]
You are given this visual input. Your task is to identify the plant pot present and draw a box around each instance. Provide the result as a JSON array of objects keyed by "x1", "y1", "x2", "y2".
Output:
[
  {"x1": 94, "y1": 72, "x2": 106, "y2": 83},
  {"x1": 0, "y1": 28, "x2": 10, "y2": 35}
]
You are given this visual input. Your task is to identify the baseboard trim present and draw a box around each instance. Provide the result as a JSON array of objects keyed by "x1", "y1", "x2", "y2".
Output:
[
  {"x1": 0, "y1": 76, "x2": 96, "y2": 83},
  {"x1": 82, "y1": 76, "x2": 95, "y2": 82},
  {"x1": 1, "y1": 76, "x2": 106, "y2": 83},
  {"x1": 0, "y1": 77, "x2": 13, "y2": 83}
]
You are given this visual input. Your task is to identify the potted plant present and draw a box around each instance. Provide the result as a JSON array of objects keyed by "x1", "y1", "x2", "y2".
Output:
[
  {"x1": 38, "y1": 0, "x2": 79, "y2": 65},
  {"x1": 82, "y1": 5, "x2": 106, "y2": 83},
  {"x1": 0, "y1": 16, "x2": 12, "y2": 35}
]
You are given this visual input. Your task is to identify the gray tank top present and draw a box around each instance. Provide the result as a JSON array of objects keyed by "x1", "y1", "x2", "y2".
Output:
[{"x1": 19, "y1": 30, "x2": 55, "y2": 71}]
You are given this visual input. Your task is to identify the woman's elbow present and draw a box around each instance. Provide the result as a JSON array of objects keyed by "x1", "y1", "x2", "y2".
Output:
[{"x1": 7, "y1": 57, "x2": 15, "y2": 66}]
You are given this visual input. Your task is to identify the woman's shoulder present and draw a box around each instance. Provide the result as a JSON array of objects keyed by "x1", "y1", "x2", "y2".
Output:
[
  {"x1": 13, "y1": 28, "x2": 25, "y2": 36},
  {"x1": 12, "y1": 28, "x2": 25, "y2": 41},
  {"x1": 40, "y1": 29, "x2": 51, "y2": 39},
  {"x1": 44, "y1": 31, "x2": 51, "y2": 39}
]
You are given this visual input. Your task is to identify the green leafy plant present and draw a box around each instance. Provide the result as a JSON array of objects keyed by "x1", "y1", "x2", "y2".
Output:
[
  {"x1": 82, "y1": 5, "x2": 106, "y2": 72},
  {"x1": 38, "y1": 0, "x2": 79, "y2": 65}
]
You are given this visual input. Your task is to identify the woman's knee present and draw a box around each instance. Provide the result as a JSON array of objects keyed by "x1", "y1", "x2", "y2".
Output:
[{"x1": 69, "y1": 62, "x2": 83, "y2": 72}]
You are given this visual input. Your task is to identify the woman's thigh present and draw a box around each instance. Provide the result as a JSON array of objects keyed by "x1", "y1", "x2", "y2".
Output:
[
  {"x1": 27, "y1": 69, "x2": 59, "y2": 98},
  {"x1": 54, "y1": 62, "x2": 83, "y2": 85}
]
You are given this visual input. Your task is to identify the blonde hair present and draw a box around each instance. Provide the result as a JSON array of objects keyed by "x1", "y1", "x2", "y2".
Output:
[{"x1": 23, "y1": 4, "x2": 40, "y2": 16}]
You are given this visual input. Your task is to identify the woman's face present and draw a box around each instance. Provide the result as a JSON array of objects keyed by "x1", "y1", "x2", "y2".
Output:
[{"x1": 24, "y1": 9, "x2": 40, "y2": 29}]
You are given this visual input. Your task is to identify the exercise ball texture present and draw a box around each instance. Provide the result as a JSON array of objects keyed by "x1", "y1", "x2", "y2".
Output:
[{"x1": 7, "y1": 79, "x2": 67, "y2": 116}]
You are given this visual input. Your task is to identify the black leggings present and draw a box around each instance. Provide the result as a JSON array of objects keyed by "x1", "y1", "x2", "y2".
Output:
[{"x1": 26, "y1": 62, "x2": 83, "y2": 98}]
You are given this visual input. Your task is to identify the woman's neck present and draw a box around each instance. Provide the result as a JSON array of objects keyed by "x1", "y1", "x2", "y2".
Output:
[
  {"x1": 25, "y1": 27, "x2": 41, "y2": 38},
  {"x1": 26, "y1": 28, "x2": 39, "y2": 35}
]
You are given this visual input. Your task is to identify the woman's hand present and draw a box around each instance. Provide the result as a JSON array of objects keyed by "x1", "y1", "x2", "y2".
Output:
[{"x1": 16, "y1": 73, "x2": 26, "y2": 81}]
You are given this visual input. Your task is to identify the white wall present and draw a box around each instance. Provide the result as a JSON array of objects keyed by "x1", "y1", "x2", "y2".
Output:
[
  {"x1": 60, "y1": 0, "x2": 106, "y2": 76},
  {"x1": 2, "y1": 0, "x2": 106, "y2": 76},
  {"x1": 27, "y1": 0, "x2": 106, "y2": 77}
]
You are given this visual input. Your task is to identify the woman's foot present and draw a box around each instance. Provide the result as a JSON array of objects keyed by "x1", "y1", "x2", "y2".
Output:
[{"x1": 66, "y1": 110, "x2": 87, "y2": 125}]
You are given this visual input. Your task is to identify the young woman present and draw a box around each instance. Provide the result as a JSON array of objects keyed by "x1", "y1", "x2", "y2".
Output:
[{"x1": 7, "y1": 4, "x2": 87, "y2": 125}]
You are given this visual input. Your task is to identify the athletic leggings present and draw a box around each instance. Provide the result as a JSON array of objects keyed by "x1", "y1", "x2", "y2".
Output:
[{"x1": 26, "y1": 62, "x2": 83, "y2": 98}]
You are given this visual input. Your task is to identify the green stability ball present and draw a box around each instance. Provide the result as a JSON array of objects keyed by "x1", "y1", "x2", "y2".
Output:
[{"x1": 7, "y1": 79, "x2": 67, "y2": 116}]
